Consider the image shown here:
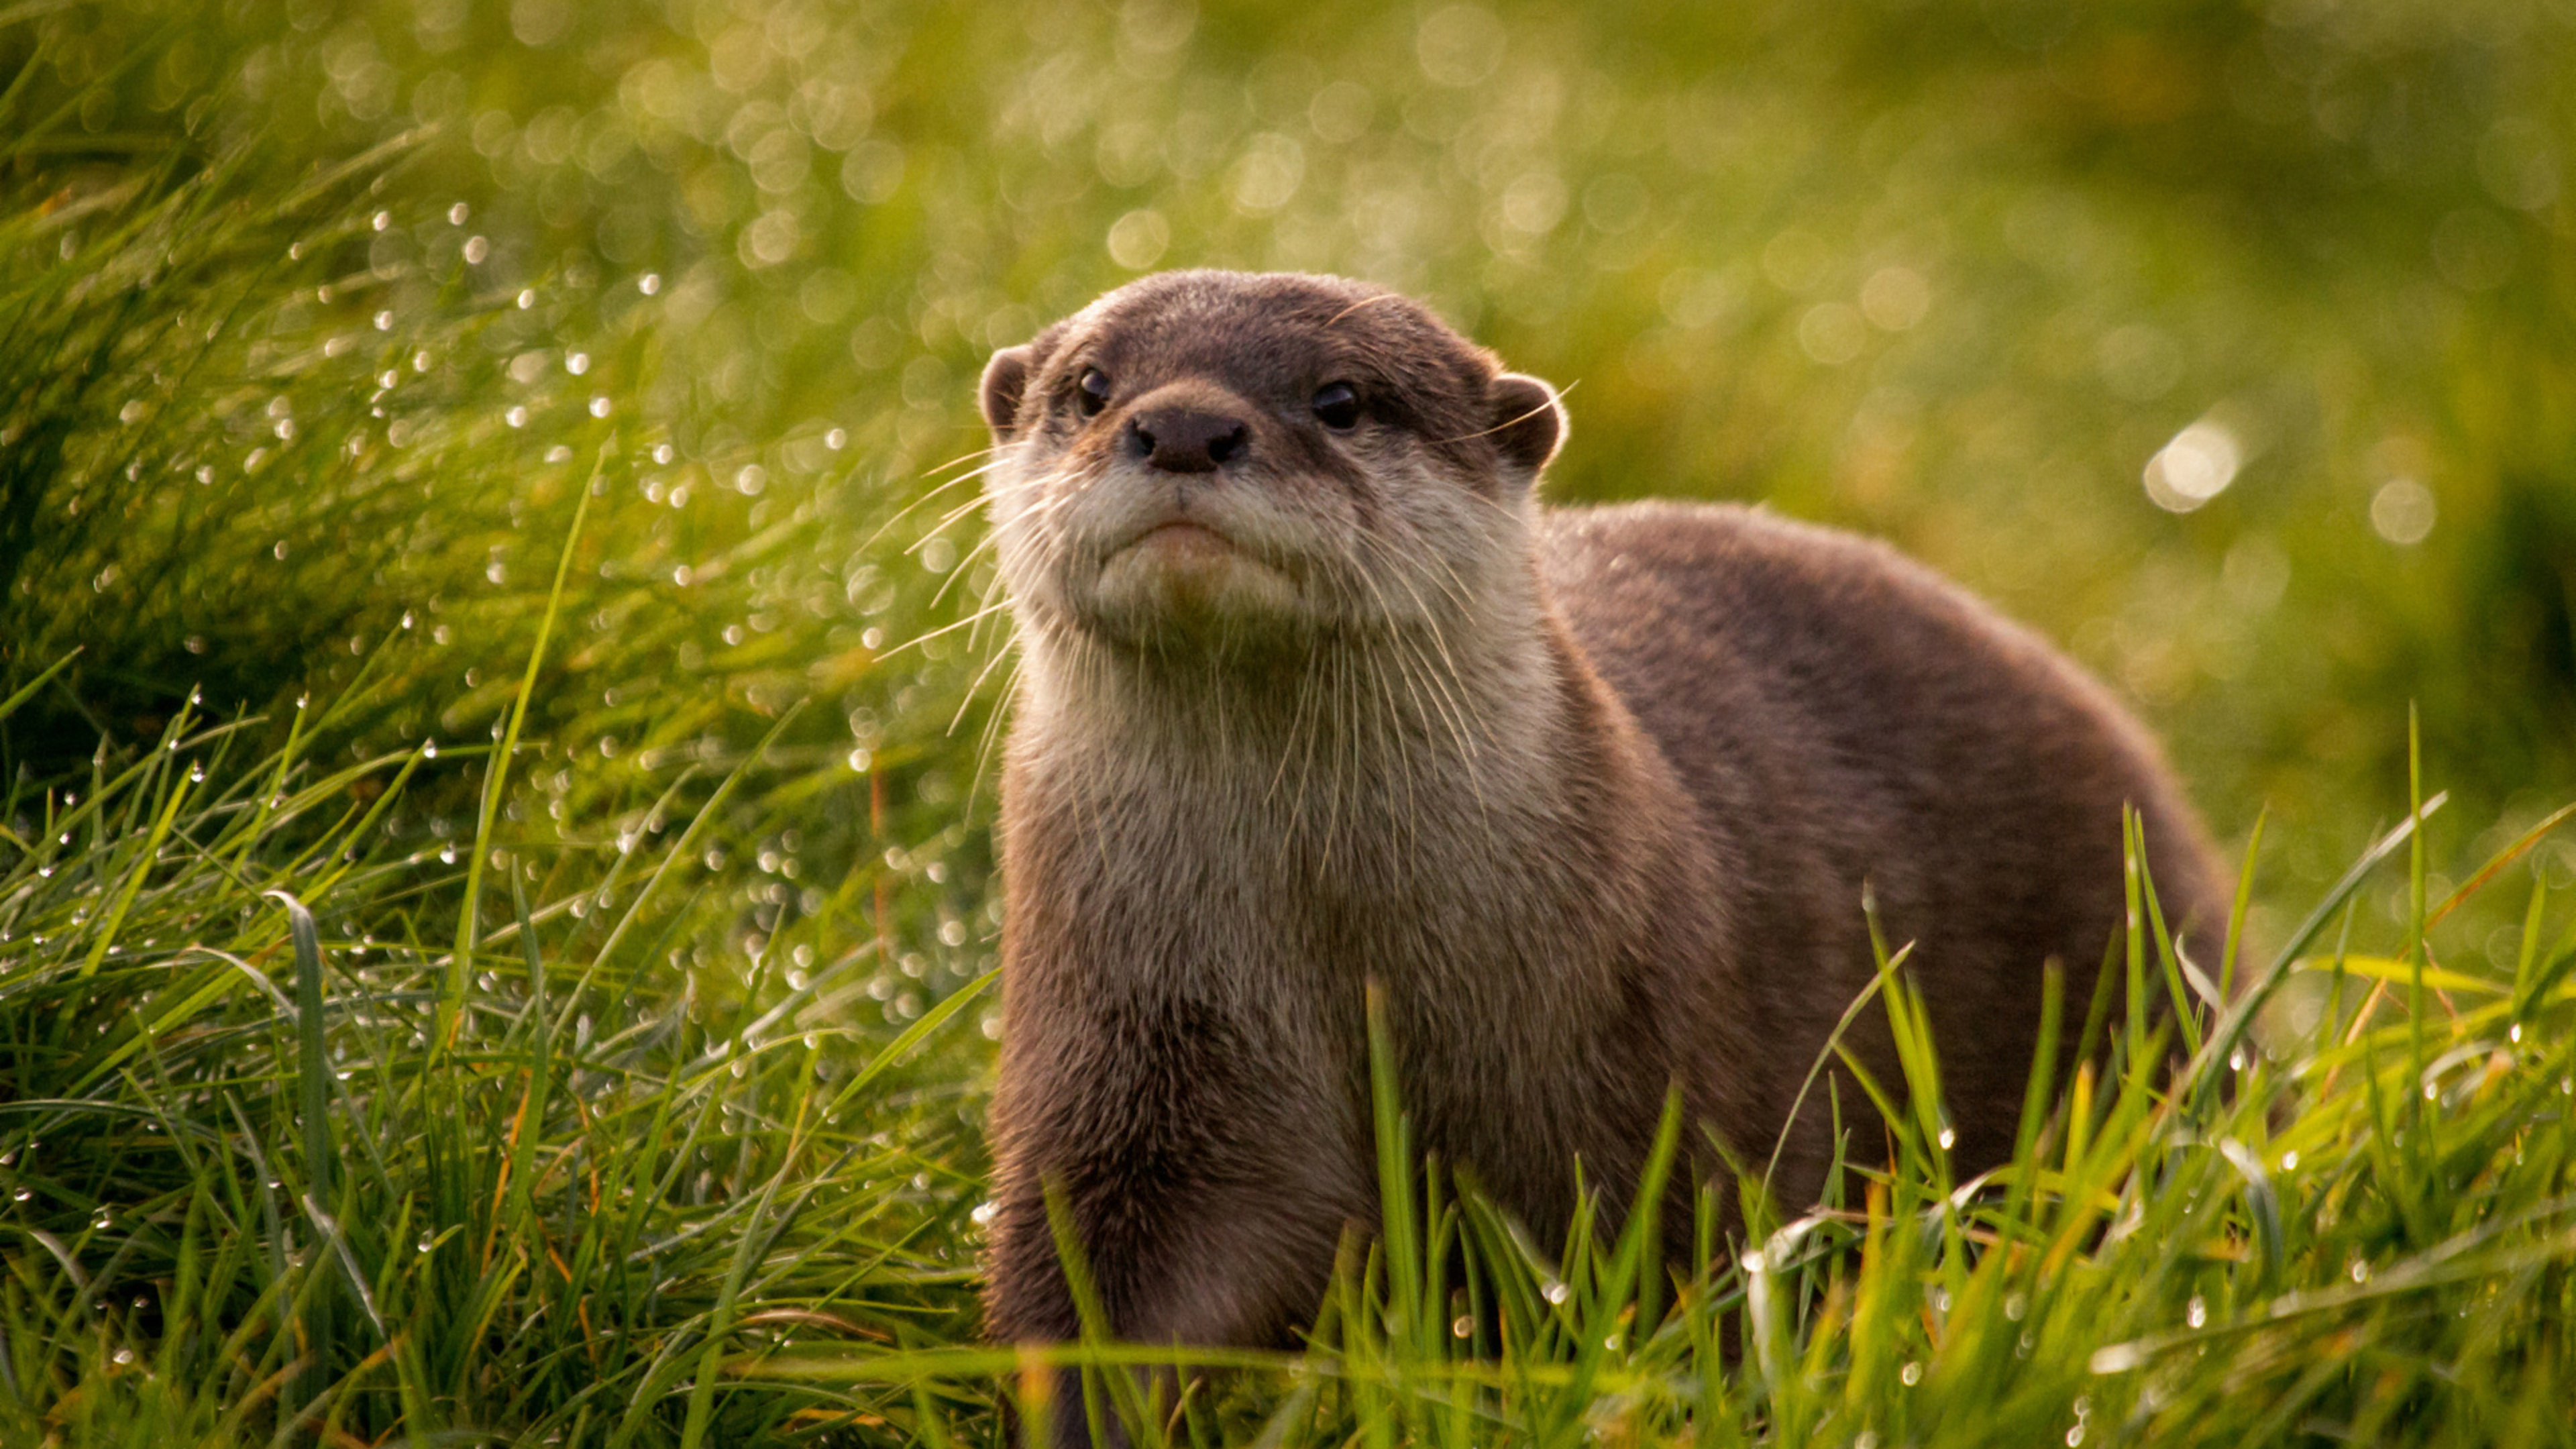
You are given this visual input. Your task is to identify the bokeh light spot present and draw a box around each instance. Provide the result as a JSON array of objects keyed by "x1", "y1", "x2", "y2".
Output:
[
  {"x1": 2143, "y1": 420, "x2": 2241, "y2": 513},
  {"x1": 2371, "y1": 478, "x2": 2436, "y2": 545}
]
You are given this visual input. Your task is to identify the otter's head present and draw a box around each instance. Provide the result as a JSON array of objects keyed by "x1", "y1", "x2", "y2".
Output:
[{"x1": 977, "y1": 270, "x2": 1564, "y2": 667}]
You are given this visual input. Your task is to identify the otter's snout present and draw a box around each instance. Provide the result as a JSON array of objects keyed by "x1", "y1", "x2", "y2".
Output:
[{"x1": 1128, "y1": 404, "x2": 1249, "y2": 474}]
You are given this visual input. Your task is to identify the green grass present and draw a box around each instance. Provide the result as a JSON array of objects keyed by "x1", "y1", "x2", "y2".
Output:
[
  {"x1": 6, "y1": 0, "x2": 2576, "y2": 1443},
  {"x1": 5, "y1": 643, "x2": 2575, "y2": 1446}
]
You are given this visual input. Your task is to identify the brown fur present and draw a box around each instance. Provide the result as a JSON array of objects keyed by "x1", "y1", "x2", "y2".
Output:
[{"x1": 970, "y1": 270, "x2": 2226, "y2": 1385}]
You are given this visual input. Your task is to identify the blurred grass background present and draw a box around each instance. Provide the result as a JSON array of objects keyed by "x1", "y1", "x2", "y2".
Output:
[
  {"x1": 8, "y1": 0, "x2": 2574, "y2": 939},
  {"x1": 3, "y1": 0, "x2": 2575, "y2": 1442}
]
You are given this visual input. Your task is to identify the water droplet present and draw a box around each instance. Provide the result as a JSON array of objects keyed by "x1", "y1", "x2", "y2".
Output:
[
  {"x1": 506, "y1": 406, "x2": 529, "y2": 428},
  {"x1": 419, "y1": 1232, "x2": 435, "y2": 1253},
  {"x1": 2004, "y1": 1291, "x2": 2026, "y2": 1321},
  {"x1": 374, "y1": 309, "x2": 393, "y2": 331},
  {"x1": 11, "y1": 1189, "x2": 29, "y2": 1202},
  {"x1": 2509, "y1": 1022, "x2": 2523, "y2": 1043},
  {"x1": 566, "y1": 352, "x2": 590, "y2": 375},
  {"x1": 112, "y1": 1347, "x2": 136, "y2": 1365},
  {"x1": 2065, "y1": 1426, "x2": 2084, "y2": 1446},
  {"x1": 1452, "y1": 1314, "x2": 1474, "y2": 1338},
  {"x1": 1900, "y1": 1361, "x2": 1921, "y2": 1386},
  {"x1": 463, "y1": 235, "x2": 489, "y2": 264},
  {"x1": 371, "y1": 210, "x2": 390, "y2": 231},
  {"x1": 516, "y1": 289, "x2": 535, "y2": 310},
  {"x1": 2349, "y1": 1257, "x2": 2369, "y2": 1283},
  {"x1": 2229, "y1": 1046, "x2": 2247, "y2": 1072},
  {"x1": 438, "y1": 845, "x2": 457, "y2": 864},
  {"x1": 2279, "y1": 1149, "x2": 2299, "y2": 1170},
  {"x1": 639, "y1": 272, "x2": 661, "y2": 295},
  {"x1": 2186, "y1": 1294, "x2": 2206, "y2": 1328},
  {"x1": 589, "y1": 396, "x2": 611, "y2": 418},
  {"x1": 1542, "y1": 1281, "x2": 1569, "y2": 1305},
  {"x1": 448, "y1": 201, "x2": 469, "y2": 225},
  {"x1": 652, "y1": 443, "x2": 674, "y2": 464},
  {"x1": 2424, "y1": 1082, "x2": 2439, "y2": 1102}
]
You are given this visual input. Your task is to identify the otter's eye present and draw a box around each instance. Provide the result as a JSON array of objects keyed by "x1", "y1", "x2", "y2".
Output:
[
  {"x1": 1076, "y1": 368, "x2": 1112, "y2": 417},
  {"x1": 1311, "y1": 381, "x2": 1360, "y2": 431}
]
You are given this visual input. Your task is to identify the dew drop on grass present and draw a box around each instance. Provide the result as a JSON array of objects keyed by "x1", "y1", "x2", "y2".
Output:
[
  {"x1": 2280, "y1": 1149, "x2": 2299, "y2": 1170},
  {"x1": 1900, "y1": 1361, "x2": 1921, "y2": 1386},
  {"x1": 1452, "y1": 1315, "x2": 1473, "y2": 1338},
  {"x1": 2229, "y1": 1046, "x2": 2247, "y2": 1071},
  {"x1": 2349, "y1": 1257, "x2": 2369, "y2": 1284},
  {"x1": 1543, "y1": 1281, "x2": 1569, "y2": 1305},
  {"x1": 113, "y1": 1348, "x2": 136, "y2": 1365},
  {"x1": 11, "y1": 1191, "x2": 28, "y2": 1203},
  {"x1": 2508, "y1": 1023, "x2": 2522, "y2": 1043},
  {"x1": 1937, "y1": 1127, "x2": 1955, "y2": 1150},
  {"x1": 2186, "y1": 1294, "x2": 2206, "y2": 1328},
  {"x1": 970, "y1": 1201, "x2": 998, "y2": 1226},
  {"x1": 2065, "y1": 1426, "x2": 2084, "y2": 1447},
  {"x1": 2004, "y1": 1291, "x2": 2026, "y2": 1321}
]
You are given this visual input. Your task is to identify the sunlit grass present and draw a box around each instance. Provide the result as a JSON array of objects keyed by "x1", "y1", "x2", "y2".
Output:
[{"x1": 6, "y1": 643, "x2": 2573, "y2": 1443}]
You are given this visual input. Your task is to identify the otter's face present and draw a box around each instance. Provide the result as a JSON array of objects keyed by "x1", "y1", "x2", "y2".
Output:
[{"x1": 976, "y1": 270, "x2": 1564, "y2": 664}]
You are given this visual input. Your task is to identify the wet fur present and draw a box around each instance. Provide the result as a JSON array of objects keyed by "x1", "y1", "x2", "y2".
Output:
[{"x1": 970, "y1": 271, "x2": 2227, "y2": 1373}]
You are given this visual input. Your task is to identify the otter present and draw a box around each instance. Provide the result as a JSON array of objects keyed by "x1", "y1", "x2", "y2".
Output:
[{"x1": 971, "y1": 270, "x2": 2226, "y2": 1390}]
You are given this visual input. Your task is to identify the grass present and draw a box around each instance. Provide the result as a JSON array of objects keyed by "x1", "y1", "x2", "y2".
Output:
[
  {"x1": 5, "y1": 637, "x2": 2576, "y2": 1446},
  {"x1": 6, "y1": 1, "x2": 2576, "y2": 1443}
]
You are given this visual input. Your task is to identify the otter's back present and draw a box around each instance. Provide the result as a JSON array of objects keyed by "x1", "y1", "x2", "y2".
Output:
[{"x1": 1537, "y1": 500, "x2": 2226, "y2": 1171}]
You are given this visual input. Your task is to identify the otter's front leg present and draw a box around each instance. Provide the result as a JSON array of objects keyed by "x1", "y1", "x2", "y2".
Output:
[{"x1": 982, "y1": 996, "x2": 1368, "y2": 1444}]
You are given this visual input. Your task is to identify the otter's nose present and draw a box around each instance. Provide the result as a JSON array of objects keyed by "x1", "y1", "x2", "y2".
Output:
[{"x1": 1129, "y1": 406, "x2": 1250, "y2": 474}]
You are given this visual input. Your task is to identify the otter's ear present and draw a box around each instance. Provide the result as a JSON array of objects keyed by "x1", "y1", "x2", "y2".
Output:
[
  {"x1": 980, "y1": 345, "x2": 1036, "y2": 437},
  {"x1": 1488, "y1": 373, "x2": 1565, "y2": 478}
]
